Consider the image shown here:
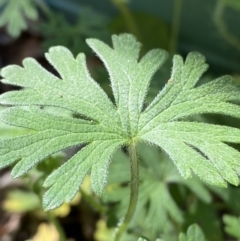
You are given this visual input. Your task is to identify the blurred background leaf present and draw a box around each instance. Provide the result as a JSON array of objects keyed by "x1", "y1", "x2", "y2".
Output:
[
  {"x1": 0, "y1": 0, "x2": 40, "y2": 37},
  {"x1": 223, "y1": 215, "x2": 240, "y2": 240},
  {"x1": 103, "y1": 143, "x2": 212, "y2": 240},
  {"x1": 40, "y1": 7, "x2": 110, "y2": 56},
  {"x1": 179, "y1": 224, "x2": 207, "y2": 241}
]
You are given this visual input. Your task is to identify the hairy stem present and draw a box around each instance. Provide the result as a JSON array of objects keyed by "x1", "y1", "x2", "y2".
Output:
[
  {"x1": 214, "y1": 0, "x2": 240, "y2": 52},
  {"x1": 114, "y1": 144, "x2": 139, "y2": 241},
  {"x1": 169, "y1": 0, "x2": 183, "y2": 54},
  {"x1": 46, "y1": 212, "x2": 67, "y2": 241}
]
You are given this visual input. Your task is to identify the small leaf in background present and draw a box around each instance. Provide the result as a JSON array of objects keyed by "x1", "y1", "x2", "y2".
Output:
[
  {"x1": 0, "y1": 0, "x2": 39, "y2": 37},
  {"x1": 223, "y1": 214, "x2": 240, "y2": 239},
  {"x1": 3, "y1": 190, "x2": 40, "y2": 213},
  {"x1": 179, "y1": 224, "x2": 207, "y2": 241},
  {"x1": 104, "y1": 143, "x2": 212, "y2": 238},
  {"x1": 31, "y1": 222, "x2": 59, "y2": 241},
  {"x1": 40, "y1": 7, "x2": 110, "y2": 56}
]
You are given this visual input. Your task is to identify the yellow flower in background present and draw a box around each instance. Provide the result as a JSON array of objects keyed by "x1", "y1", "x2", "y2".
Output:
[{"x1": 32, "y1": 223, "x2": 59, "y2": 241}]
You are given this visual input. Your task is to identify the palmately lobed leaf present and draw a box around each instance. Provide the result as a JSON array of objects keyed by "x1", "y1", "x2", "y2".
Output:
[{"x1": 1, "y1": 33, "x2": 240, "y2": 210}]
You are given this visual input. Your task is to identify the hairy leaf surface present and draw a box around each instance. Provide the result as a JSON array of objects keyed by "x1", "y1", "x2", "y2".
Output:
[{"x1": 1, "y1": 34, "x2": 240, "y2": 210}]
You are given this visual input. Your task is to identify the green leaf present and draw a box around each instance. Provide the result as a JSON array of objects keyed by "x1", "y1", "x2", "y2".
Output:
[
  {"x1": 0, "y1": 106, "x2": 32, "y2": 137},
  {"x1": 137, "y1": 224, "x2": 206, "y2": 241},
  {"x1": 223, "y1": 215, "x2": 240, "y2": 239},
  {"x1": 1, "y1": 33, "x2": 240, "y2": 211},
  {"x1": 0, "y1": 0, "x2": 39, "y2": 37},
  {"x1": 40, "y1": 7, "x2": 110, "y2": 56},
  {"x1": 137, "y1": 238, "x2": 149, "y2": 241},
  {"x1": 179, "y1": 224, "x2": 207, "y2": 241}
]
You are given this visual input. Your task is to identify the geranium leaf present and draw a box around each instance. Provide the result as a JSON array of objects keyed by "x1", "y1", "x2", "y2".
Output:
[{"x1": 1, "y1": 33, "x2": 240, "y2": 211}]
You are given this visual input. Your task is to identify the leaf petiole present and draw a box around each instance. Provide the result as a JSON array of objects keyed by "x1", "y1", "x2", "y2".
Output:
[{"x1": 114, "y1": 144, "x2": 139, "y2": 241}]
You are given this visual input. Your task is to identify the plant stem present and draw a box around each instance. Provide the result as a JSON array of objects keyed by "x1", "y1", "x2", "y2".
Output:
[
  {"x1": 114, "y1": 144, "x2": 139, "y2": 241},
  {"x1": 169, "y1": 0, "x2": 183, "y2": 55},
  {"x1": 111, "y1": 0, "x2": 141, "y2": 41},
  {"x1": 214, "y1": 0, "x2": 240, "y2": 52},
  {"x1": 46, "y1": 212, "x2": 67, "y2": 241}
]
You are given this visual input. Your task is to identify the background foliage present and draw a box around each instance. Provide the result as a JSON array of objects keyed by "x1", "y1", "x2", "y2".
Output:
[{"x1": 1, "y1": 1, "x2": 240, "y2": 241}]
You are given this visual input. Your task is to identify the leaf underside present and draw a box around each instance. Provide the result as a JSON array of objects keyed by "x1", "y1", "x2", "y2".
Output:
[{"x1": 1, "y1": 33, "x2": 240, "y2": 210}]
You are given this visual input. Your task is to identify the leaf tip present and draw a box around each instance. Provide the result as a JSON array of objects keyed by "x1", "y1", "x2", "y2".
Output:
[{"x1": 42, "y1": 191, "x2": 63, "y2": 211}]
